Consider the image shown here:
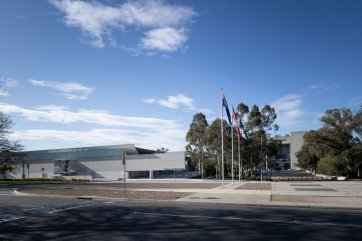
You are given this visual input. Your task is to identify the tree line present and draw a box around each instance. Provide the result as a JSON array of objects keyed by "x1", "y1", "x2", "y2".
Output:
[
  {"x1": 186, "y1": 102, "x2": 362, "y2": 178},
  {"x1": 185, "y1": 102, "x2": 280, "y2": 178}
]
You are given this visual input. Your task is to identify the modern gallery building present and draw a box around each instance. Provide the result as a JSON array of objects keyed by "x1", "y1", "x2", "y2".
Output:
[
  {"x1": 9, "y1": 131, "x2": 306, "y2": 180},
  {"x1": 11, "y1": 144, "x2": 186, "y2": 180}
]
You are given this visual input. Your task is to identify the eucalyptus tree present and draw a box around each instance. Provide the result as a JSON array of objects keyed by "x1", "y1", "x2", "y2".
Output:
[
  {"x1": 236, "y1": 102, "x2": 249, "y2": 120},
  {"x1": 238, "y1": 104, "x2": 279, "y2": 171},
  {"x1": 297, "y1": 106, "x2": 362, "y2": 176},
  {"x1": 186, "y1": 113, "x2": 209, "y2": 178},
  {"x1": 204, "y1": 118, "x2": 232, "y2": 177}
]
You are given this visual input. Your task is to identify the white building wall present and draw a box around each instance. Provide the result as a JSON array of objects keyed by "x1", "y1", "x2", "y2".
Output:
[
  {"x1": 11, "y1": 151, "x2": 185, "y2": 180},
  {"x1": 10, "y1": 161, "x2": 54, "y2": 179},
  {"x1": 126, "y1": 152, "x2": 185, "y2": 171},
  {"x1": 290, "y1": 131, "x2": 306, "y2": 169}
]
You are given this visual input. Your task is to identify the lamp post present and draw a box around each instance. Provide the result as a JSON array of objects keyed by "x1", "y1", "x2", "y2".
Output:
[
  {"x1": 123, "y1": 151, "x2": 127, "y2": 198},
  {"x1": 22, "y1": 161, "x2": 26, "y2": 179}
]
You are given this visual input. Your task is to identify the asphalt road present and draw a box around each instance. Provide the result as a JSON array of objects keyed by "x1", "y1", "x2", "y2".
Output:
[{"x1": 1, "y1": 187, "x2": 362, "y2": 241}]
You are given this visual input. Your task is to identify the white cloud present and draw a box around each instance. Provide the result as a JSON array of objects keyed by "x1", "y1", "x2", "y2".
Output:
[
  {"x1": 3, "y1": 102, "x2": 187, "y2": 150},
  {"x1": 143, "y1": 98, "x2": 156, "y2": 104},
  {"x1": 11, "y1": 128, "x2": 186, "y2": 151},
  {"x1": 143, "y1": 94, "x2": 214, "y2": 114},
  {"x1": 307, "y1": 82, "x2": 342, "y2": 92},
  {"x1": 143, "y1": 94, "x2": 194, "y2": 109},
  {"x1": 49, "y1": 0, "x2": 196, "y2": 52},
  {"x1": 29, "y1": 79, "x2": 94, "y2": 100},
  {"x1": 0, "y1": 103, "x2": 180, "y2": 130},
  {"x1": 273, "y1": 94, "x2": 302, "y2": 111},
  {"x1": 141, "y1": 27, "x2": 188, "y2": 52},
  {"x1": 271, "y1": 94, "x2": 305, "y2": 127}
]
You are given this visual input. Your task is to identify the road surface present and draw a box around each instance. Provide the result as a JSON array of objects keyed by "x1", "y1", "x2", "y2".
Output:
[{"x1": 0, "y1": 185, "x2": 362, "y2": 241}]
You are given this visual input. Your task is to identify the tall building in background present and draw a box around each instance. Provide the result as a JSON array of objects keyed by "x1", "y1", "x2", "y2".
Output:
[{"x1": 271, "y1": 131, "x2": 306, "y2": 170}]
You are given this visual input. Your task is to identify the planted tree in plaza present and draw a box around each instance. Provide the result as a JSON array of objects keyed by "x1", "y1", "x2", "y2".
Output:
[{"x1": 186, "y1": 113, "x2": 209, "y2": 178}]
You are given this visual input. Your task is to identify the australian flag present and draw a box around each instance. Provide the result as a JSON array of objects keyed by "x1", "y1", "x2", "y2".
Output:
[{"x1": 222, "y1": 91, "x2": 232, "y2": 126}]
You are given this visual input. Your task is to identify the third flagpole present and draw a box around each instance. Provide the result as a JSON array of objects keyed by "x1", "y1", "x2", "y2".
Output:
[
  {"x1": 221, "y1": 89, "x2": 224, "y2": 188},
  {"x1": 238, "y1": 129, "x2": 241, "y2": 182},
  {"x1": 231, "y1": 119, "x2": 234, "y2": 185}
]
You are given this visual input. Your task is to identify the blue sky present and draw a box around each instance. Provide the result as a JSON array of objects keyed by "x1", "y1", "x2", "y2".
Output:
[{"x1": 0, "y1": 0, "x2": 361, "y2": 151}]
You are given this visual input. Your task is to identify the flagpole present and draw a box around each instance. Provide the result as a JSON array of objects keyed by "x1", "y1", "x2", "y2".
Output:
[
  {"x1": 221, "y1": 89, "x2": 224, "y2": 188},
  {"x1": 238, "y1": 131, "x2": 241, "y2": 182},
  {"x1": 231, "y1": 121, "x2": 234, "y2": 185}
]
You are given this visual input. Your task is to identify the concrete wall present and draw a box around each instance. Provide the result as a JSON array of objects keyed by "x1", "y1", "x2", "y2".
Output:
[
  {"x1": 126, "y1": 152, "x2": 185, "y2": 171},
  {"x1": 290, "y1": 131, "x2": 306, "y2": 169}
]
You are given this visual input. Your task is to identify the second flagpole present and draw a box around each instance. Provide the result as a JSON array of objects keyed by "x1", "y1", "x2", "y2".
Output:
[
  {"x1": 231, "y1": 120, "x2": 234, "y2": 185},
  {"x1": 221, "y1": 89, "x2": 224, "y2": 188}
]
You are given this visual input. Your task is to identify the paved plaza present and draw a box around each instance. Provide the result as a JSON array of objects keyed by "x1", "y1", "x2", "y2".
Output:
[{"x1": 15, "y1": 180, "x2": 362, "y2": 209}]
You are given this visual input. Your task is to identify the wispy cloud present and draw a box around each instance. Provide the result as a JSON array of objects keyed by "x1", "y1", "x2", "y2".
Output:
[
  {"x1": 3, "y1": 102, "x2": 186, "y2": 150},
  {"x1": 1, "y1": 76, "x2": 19, "y2": 88},
  {"x1": 16, "y1": 16, "x2": 27, "y2": 20},
  {"x1": 271, "y1": 94, "x2": 305, "y2": 127},
  {"x1": 307, "y1": 82, "x2": 342, "y2": 92},
  {"x1": 0, "y1": 103, "x2": 180, "y2": 130},
  {"x1": 0, "y1": 77, "x2": 19, "y2": 97},
  {"x1": 11, "y1": 128, "x2": 186, "y2": 151},
  {"x1": 49, "y1": 0, "x2": 196, "y2": 53},
  {"x1": 28, "y1": 79, "x2": 94, "y2": 100},
  {"x1": 143, "y1": 94, "x2": 194, "y2": 109},
  {"x1": 4, "y1": 78, "x2": 19, "y2": 88},
  {"x1": 348, "y1": 96, "x2": 362, "y2": 108},
  {"x1": 144, "y1": 94, "x2": 214, "y2": 114},
  {"x1": 0, "y1": 91, "x2": 11, "y2": 97}
]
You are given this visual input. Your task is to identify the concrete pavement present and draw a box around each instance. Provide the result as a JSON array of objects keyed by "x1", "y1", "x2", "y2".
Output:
[
  {"x1": 133, "y1": 181, "x2": 362, "y2": 208},
  {"x1": 14, "y1": 180, "x2": 362, "y2": 209}
]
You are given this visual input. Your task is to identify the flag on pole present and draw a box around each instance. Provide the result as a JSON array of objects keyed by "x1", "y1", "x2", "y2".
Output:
[
  {"x1": 238, "y1": 116, "x2": 249, "y2": 140},
  {"x1": 232, "y1": 106, "x2": 241, "y2": 136},
  {"x1": 222, "y1": 91, "x2": 232, "y2": 126}
]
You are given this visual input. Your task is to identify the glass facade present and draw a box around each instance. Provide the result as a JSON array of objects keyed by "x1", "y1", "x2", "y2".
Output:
[{"x1": 26, "y1": 148, "x2": 122, "y2": 161}]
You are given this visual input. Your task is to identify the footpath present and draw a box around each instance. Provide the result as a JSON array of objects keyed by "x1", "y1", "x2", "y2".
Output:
[
  {"x1": 174, "y1": 181, "x2": 362, "y2": 209},
  {"x1": 15, "y1": 180, "x2": 362, "y2": 209}
]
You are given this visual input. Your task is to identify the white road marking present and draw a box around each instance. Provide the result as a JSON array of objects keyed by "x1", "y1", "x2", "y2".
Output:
[
  {"x1": 48, "y1": 204, "x2": 90, "y2": 214},
  {"x1": 0, "y1": 215, "x2": 25, "y2": 223},
  {"x1": 25, "y1": 203, "x2": 92, "y2": 214}
]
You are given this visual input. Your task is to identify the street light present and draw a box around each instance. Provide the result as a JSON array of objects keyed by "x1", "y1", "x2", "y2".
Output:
[
  {"x1": 22, "y1": 160, "x2": 26, "y2": 179},
  {"x1": 123, "y1": 151, "x2": 127, "y2": 198}
]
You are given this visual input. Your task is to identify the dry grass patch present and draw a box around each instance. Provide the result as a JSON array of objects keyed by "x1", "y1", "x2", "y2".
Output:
[{"x1": 19, "y1": 188, "x2": 194, "y2": 200}]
